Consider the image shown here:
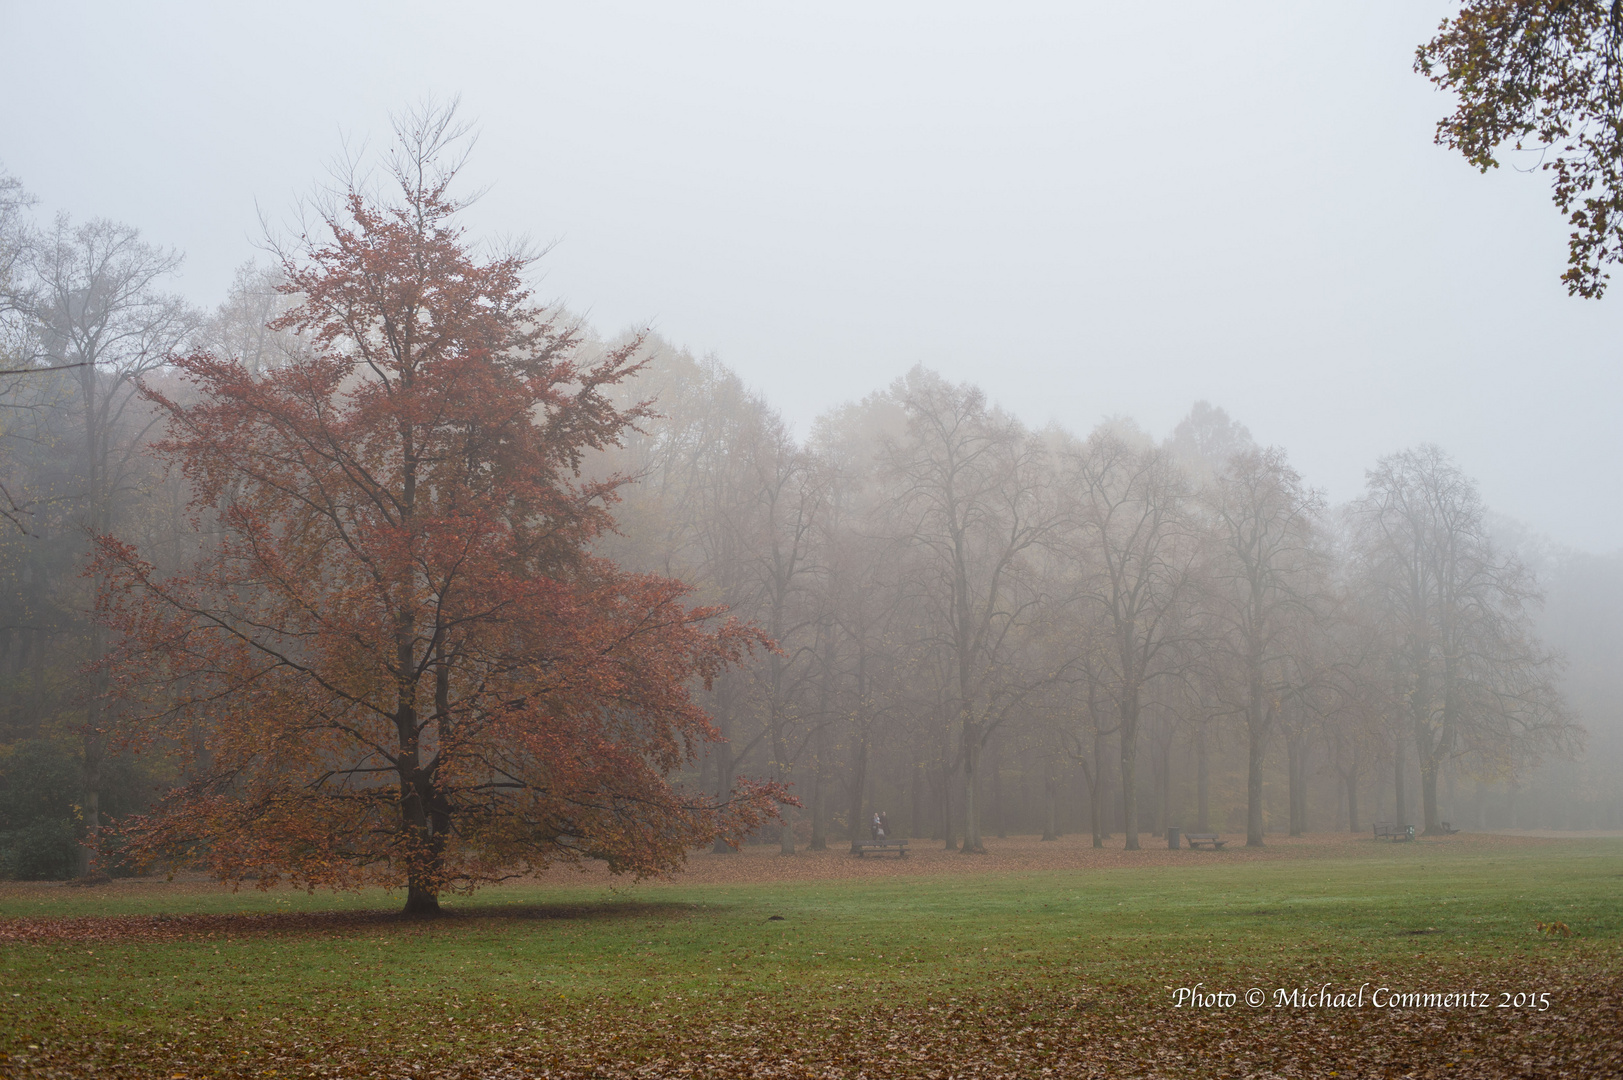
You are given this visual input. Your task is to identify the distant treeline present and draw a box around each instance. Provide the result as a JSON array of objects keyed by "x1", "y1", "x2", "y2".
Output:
[{"x1": 596, "y1": 351, "x2": 1613, "y2": 854}]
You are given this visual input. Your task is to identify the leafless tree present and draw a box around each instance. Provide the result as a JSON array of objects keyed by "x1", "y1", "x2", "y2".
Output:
[
  {"x1": 1201, "y1": 447, "x2": 1326, "y2": 847},
  {"x1": 745, "y1": 420, "x2": 825, "y2": 854},
  {"x1": 1353, "y1": 446, "x2": 1578, "y2": 834},
  {"x1": 200, "y1": 261, "x2": 304, "y2": 375},
  {"x1": 0, "y1": 169, "x2": 39, "y2": 532},
  {"x1": 15, "y1": 215, "x2": 195, "y2": 871},
  {"x1": 887, "y1": 367, "x2": 1056, "y2": 853},
  {"x1": 1064, "y1": 426, "x2": 1195, "y2": 850}
]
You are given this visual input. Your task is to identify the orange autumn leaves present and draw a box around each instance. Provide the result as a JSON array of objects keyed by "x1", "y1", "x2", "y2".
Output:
[{"x1": 92, "y1": 120, "x2": 781, "y2": 907}]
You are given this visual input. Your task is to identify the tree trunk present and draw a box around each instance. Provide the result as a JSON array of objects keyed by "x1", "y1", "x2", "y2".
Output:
[
  {"x1": 394, "y1": 606, "x2": 442, "y2": 917},
  {"x1": 991, "y1": 739, "x2": 1006, "y2": 839},
  {"x1": 1041, "y1": 757, "x2": 1058, "y2": 841},
  {"x1": 1149, "y1": 740, "x2": 1164, "y2": 835},
  {"x1": 1296, "y1": 742, "x2": 1307, "y2": 834},
  {"x1": 76, "y1": 727, "x2": 103, "y2": 877},
  {"x1": 1286, "y1": 734, "x2": 1304, "y2": 837},
  {"x1": 1445, "y1": 763, "x2": 1458, "y2": 832},
  {"x1": 810, "y1": 631, "x2": 835, "y2": 853},
  {"x1": 846, "y1": 731, "x2": 869, "y2": 853},
  {"x1": 1346, "y1": 753, "x2": 1360, "y2": 832},
  {"x1": 779, "y1": 805, "x2": 797, "y2": 855},
  {"x1": 1018, "y1": 760, "x2": 1031, "y2": 833},
  {"x1": 928, "y1": 768, "x2": 943, "y2": 841},
  {"x1": 961, "y1": 721, "x2": 985, "y2": 853},
  {"x1": 1090, "y1": 728, "x2": 1108, "y2": 847},
  {"x1": 910, "y1": 760, "x2": 925, "y2": 839},
  {"x1": 713, "y1": 735, "x2": 736, "y2": 854},
  {"x1": 404, "y1": 880, "x2": 441, "y2": 916},
  {"x1": 1153, "y1": 739, "x2": 1170, "y2": 835},
  {"x1": 1405, "y1": 655, "x2": 1429, "y2": 829},
  {"x1": 1195, "y1": 727, "x2": 1210, "y2": 832},
  {"x1": 1419, "y1": 752, "x2": 1442, "y2": 835},
  {"x1": 398, "y1": 763, "x2": 442, "y2": 916},
  {"x1": 78, "y1": 367, "x2": 106, "y2": 878},
  {"x1": 808, "y1": 764, "x2": 827, "y2": 851},
  {"x1": 698, "y1": 743, "x2": 714, "y2": 802},
  {"x1": 1246, "y1": 700, "x2": 1267, "y2": 847},
  {"x1": 1120, "y1": 712, "x2": 1140, "y2": 851},
  {"x1": 1393, "y1": 738, "x2": 1408, "y2": 827}
]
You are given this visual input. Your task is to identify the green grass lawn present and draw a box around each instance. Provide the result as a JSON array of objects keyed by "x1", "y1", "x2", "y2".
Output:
[{"x1": 2, "y1": 836, "x2": 1620, "y2": 1078}]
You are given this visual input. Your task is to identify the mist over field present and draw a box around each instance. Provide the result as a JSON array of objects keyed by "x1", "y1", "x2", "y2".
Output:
[
  {"x1": 4, "y1": 5, "x2": 1623, "y2": 1079},
  {"x1": 3, "y1": 2, "x2": 1623, "y2": 883},
  {"x1": 5, "y1": 2, "x2": 1623, "y2": 551}
]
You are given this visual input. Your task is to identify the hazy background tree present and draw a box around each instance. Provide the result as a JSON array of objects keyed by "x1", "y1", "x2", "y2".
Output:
[
  {"x1": 1201, "y1": 447, "x2": 1326, "y2": 847},
  {"x1": 199, "y1": 261, "x2": 303, "y2": 375},
  {"x1": 0, "y1": 168, "x2": 40, "y2": 534},
  {"x1": 1536, "y1": 549, "x2": 1623, "y2": 829},
  {"x1": 1063, "y1": 425, "x2": 1194, "y2": 850},
  {"x1": 886, "y1": 367, "x2": 1056, "y2": 853},
  {"x1": 0, "y1": 169, "x2": 32, "y2": 341},
  {"x1": 13, "y1": 209, "x2": 193, "y2": 872},
  {"x1": 1354, "y1": 446, "x2": 1578, "y2": 834},
  {"x1": 742, "y1": 417, "x2": 824, "y2": 854},
  {"x1": 809, "y1": 396, "x2": 911, "y2": 850}
]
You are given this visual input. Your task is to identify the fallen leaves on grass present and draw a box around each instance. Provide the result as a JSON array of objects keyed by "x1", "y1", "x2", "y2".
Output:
[
  {"x1": 3, "y1": 834, "x2": 1617, "y2": 1077},
  {"x1": 5, "y1": 963, "x2": 1620, "y2": 1079},
  {"x1": 0, "y1": 910, "x2": 399, "y2": 945}
]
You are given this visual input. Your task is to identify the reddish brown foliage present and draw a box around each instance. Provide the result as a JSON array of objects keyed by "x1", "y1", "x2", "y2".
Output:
[
  {"x1": 94, "y1": 115, "x2": 779, "y2": 911},
  {"x1": 1419, "y1": 1, "x2": 1623, "y2": 298}
]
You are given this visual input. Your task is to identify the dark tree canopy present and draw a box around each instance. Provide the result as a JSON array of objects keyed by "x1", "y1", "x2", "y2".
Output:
[{"x1": 1418, "y1": 1, "x2": 1623, "y2": 297}]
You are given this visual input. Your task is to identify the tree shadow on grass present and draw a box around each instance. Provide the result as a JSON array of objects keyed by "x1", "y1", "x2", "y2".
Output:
[
  {"x1": 0, "y1": 899, "x2": 703, "y2": 943},
  {"x1": 443, "y1": 899, "x2": 701, "y2": 924}
]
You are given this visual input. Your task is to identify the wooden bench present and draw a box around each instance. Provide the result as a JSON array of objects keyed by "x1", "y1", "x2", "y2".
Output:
[
  {"x1": 853, "y1": 838, "x2": 909, "y2": 858},
  {"x1": 1183, "y1": 833, "x2": 1226, "y2": 849},
  {"x1": 1373, "y1": 822, "x2": 1414, "y2": 842}
]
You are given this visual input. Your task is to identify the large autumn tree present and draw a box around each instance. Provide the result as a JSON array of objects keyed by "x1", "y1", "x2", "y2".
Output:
[{"x1": 95, "y1": 107, "x2": 778, "y2": 913}]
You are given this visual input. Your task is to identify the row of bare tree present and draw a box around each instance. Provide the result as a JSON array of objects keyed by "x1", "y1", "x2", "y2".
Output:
[{"x1": 596, "y1": 355, "x2": 1580, "y2": 850}]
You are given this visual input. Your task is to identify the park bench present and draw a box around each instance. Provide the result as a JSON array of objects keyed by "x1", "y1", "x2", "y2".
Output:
[
  {"x1": 1373, "y1": 822, "x2": 1414, "y2": 842},
  {"x1": 1183, "y1": 833, "x2": 1226, "y2": 849},
  {"x1": 853, "y1": 838, "x2": 909, "y2": 857}
]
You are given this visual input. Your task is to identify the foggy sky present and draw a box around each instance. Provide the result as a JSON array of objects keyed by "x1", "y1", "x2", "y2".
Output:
[{"x1": 3, "y1": 1, "x2": 1619, "y2": 552}]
